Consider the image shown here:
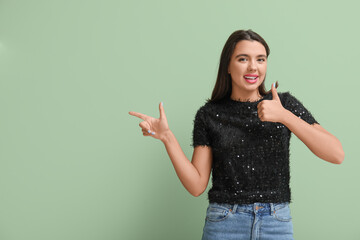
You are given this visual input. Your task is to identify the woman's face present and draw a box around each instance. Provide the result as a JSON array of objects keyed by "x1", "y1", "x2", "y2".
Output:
[{"x1": 228, "y1": 40, "x2": 267, "y2": 95}]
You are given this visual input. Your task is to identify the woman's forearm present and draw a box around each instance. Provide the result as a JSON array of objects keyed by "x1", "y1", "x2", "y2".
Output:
[
  {"x1": 281, "y1": 110, "x2": 344, "y2": 164},
  {"x1": 160, "y1": 130, "x2": 203, "y2": 196}
]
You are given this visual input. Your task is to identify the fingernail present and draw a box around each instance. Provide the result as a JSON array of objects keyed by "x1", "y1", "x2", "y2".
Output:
[
  {"x1": 151, "y1": 132, "x2": 155, "y2": 135},
  {"x1": 161, "y1": 102, "x2": 163, "y2": 106},
  {"x1": 148, "y1": 130, "x2": 151, "y2": 133},
  {"x1": 273, "y1": 83, "x2": 276, "y2": 88}
]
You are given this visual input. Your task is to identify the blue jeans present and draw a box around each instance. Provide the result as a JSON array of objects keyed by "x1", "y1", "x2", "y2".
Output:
[{"x1": 201, "y1": 202, "x2": 294, "y2": 240}]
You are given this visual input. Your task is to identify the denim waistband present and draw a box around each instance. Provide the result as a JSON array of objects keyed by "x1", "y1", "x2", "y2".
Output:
[{"x1": 208, "y1": 202, "x2": 290, "y2": 216}]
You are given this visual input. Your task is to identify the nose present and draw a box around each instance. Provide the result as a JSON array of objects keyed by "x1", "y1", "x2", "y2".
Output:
[{"x1": 248, "y1": 60, "x2": 256, "y2": 71}]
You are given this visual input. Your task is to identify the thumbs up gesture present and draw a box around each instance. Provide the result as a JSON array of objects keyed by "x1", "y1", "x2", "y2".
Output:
[
  {"x1": 257, "y1": 83, "x2": 287, "y2": 123},
  {"x1": 128, "y1": 102, "x2": 170, "y2": 141}
]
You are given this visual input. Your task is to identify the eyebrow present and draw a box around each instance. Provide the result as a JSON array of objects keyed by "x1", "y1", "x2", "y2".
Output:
[{"x1": 235, "y1": 54, "x2": 267, "y2": 58}]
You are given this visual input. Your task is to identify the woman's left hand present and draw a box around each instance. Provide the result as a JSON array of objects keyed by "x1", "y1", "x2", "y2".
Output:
[{"x1": 257, "y1": 83, "x2": 288, "y2": 123}]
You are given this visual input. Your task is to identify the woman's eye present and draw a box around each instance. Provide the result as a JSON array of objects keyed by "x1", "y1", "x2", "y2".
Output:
[{"x1": 238, "y1": 58, "x2": 265, "y2": 62}]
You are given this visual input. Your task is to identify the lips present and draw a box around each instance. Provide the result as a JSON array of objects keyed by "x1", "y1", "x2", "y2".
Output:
[
  {"x1": 244, "y1": 74, "x2": 259, "y2": 77},
  {"x1": 244, "y1": 74, "x2": 259, "y2": 84}
]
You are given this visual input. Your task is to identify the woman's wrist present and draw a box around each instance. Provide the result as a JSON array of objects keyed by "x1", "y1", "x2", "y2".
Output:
[
  {"x1": 279, "y1": 109, "x2": 291, "y2": 125},
  {"x1": 160, "y1": 129, "x2": 174, "y2": 144}
]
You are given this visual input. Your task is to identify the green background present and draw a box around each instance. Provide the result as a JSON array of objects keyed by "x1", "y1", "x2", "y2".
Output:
[{"x1": 0, "y1": 0, "x2": 358, "y2": 239}]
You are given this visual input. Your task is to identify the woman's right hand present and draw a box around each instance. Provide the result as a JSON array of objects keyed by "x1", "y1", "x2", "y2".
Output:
[{"x1": 128, "y1": 102, "x2": 170, "y2": 141}]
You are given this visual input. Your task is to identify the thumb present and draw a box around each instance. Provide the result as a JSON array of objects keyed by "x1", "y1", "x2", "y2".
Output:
[
  {"x1": 271, "y1": 82, "x2": 280, "y2": 101},
  {"x1": 159, "y1": 102, "x2": 167, "y2": 119}
]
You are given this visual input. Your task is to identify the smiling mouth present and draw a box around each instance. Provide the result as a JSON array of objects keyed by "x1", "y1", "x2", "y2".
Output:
[
  {"x1": 244, "y1": 76, "x2": 258, "y2": 79},
  {"x1": 244, "y1": 76, "x2": 258, "y2": 83}
]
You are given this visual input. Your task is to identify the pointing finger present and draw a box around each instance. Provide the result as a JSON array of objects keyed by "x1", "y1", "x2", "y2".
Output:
[{"x1": 128, "y1": 111, "x2": 148, "y2": 120}]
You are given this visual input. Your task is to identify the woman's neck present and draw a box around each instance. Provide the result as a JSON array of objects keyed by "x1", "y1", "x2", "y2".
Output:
[{"x1": 230, "y1": 90, "x2": 262, "y2": 102}]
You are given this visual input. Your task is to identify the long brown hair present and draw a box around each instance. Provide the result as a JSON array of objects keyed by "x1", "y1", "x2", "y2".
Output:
[{"x1": 207, "y1": 29, "x2": 278, "y2": 103}]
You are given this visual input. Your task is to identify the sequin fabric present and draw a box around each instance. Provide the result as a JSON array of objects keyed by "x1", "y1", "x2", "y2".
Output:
[{"x1": 191, "y1": 91, "x2": 319, "y2": 204}]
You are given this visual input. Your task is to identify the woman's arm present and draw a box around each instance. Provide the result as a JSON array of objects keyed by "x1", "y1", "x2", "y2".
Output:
[
  {"x1": 281, "y1": 111, "x2": 344, "y2": 164},
  {"x1": 129, "y1": 102, "x2": 212, "y2": 196},
  {"x1": 257, "y1": 83, "x2": 344, "y2": 164},
  {"x1": 161, "y1": 130, "x2": 213, "y2": 197}
]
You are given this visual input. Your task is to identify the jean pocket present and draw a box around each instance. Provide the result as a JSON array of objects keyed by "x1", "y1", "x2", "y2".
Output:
[
  {"x1": 205, "y1": 204, "x2": 232, "y2": 222},
  {"x1": 274, "y1": 203, "x2": 292, "y2": 222}
]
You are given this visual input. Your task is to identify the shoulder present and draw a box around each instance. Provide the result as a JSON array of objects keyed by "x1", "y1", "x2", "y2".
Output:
[
  {"x1": 277, "y1": 91, "x2": 291, "y2": 102},
  {"x1": 279, "y1": 91, "x2": 319, "y2": 124},
  {"x1": 195, "y1": 99, "x2": 222, "y2": 115},
  {"x1": 277, "y1": 91, "x2": 303, "y2": 107},
  {"x1": 193, "y1": 101, "x2": 212, "y2": 122}
]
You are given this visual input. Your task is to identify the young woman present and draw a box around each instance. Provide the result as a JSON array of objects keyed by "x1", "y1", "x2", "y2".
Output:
[{"x1": 128, "y1": 29, "x2": 344, "y2": 240}]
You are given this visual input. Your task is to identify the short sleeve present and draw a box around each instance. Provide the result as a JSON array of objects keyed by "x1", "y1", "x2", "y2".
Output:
[
  {"x1": 282, "y1": 92, "x2": 319, "y2": 125},
  {"x1": 191, "y1": 106, "x2": 212, "y2": 148}
]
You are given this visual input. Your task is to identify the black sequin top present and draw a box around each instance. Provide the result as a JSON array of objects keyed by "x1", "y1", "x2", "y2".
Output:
[{"x1": 191, "y1": 91, "x2": 319, "y2": 204}]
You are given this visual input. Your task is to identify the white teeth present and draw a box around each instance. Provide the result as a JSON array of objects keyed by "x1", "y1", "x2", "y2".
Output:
[{"x1": 245, "y1": 76, "x2": 257, "y2": 79}]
